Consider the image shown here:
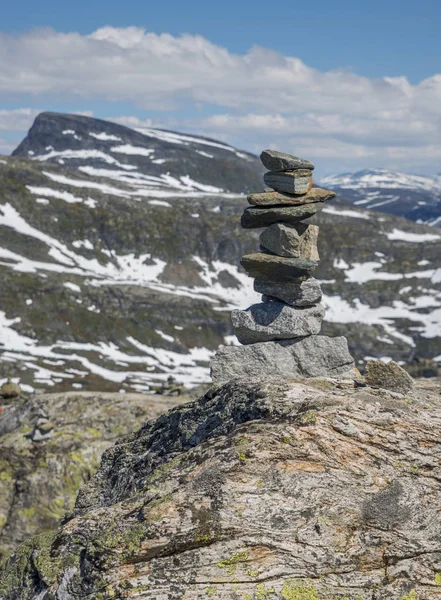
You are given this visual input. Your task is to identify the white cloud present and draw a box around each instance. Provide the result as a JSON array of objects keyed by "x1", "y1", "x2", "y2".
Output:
[
  {"x1": 0, "y1": 108, "x2": 42, "y2": 132},
  {"x1": 1, "y1": 26, "x2": 441, "y2": 171}
]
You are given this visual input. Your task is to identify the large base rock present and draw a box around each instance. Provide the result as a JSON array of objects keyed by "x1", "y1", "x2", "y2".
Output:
[
  {"x1": 211, "y1": 335, "x2": 355, "y2": 383},
  {"x1": 4, "y1": 378, "x2": 441, "y2": 600},
  {"x1": 231, "y1": 302, "x2": 324, "y2": 344}
]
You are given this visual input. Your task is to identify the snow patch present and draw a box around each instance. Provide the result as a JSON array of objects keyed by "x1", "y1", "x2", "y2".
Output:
[
  {"x1": 110, "y1": 144, "x2": 155, "y2": 156},
  {"x1": 323, "y1": 206, "x2": 370, "y2": 220},
  {"x1": 386, "y1": 228, "x2": 441, "y2": 242},
  {"x1": 64, "y1": 282, "x2": 81, "y2": 292},
  {"x1": 27, "y1": 186, "x2": 84, "y2": 204},
  {"x1": 89, "y1": 132, "x2": 122, "y2": 141}
]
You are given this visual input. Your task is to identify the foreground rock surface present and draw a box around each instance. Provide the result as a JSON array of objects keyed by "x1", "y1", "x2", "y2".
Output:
[
  {"x1": 0, "y1": 391, "x2": 187, "y2": 561},
  {"x1": 2, "y1": 377, "x2": 441, "y2": 599},
  {"x1": 211, "y1": 335, "x2": 354, "y2": 383}
]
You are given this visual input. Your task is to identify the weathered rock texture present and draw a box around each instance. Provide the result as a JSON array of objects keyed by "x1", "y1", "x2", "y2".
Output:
[
  {"x1": 2, "y1": 377, "x2": 441, "y2": 599},
  {"x1": 0, "y1": 391, "x2": 186, "y2": 561}
]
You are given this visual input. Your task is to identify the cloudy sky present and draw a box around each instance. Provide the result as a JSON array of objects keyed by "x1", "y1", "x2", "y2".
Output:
[{"x1": 2, "y1": 0, "x2": 441, "y2": 175}]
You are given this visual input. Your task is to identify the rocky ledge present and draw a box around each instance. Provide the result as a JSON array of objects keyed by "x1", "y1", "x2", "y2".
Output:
[{"x1": 1, "y1": 377, "x2": 441, "y2": 599}]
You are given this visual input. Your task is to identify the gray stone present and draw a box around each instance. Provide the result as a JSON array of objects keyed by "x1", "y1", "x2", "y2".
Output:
[
  {"x1": 241, "y1": 253, "x2": 317, "y2": 281},
  {"x1": 211, "y1": 335, "x2": 355, "y2": 383},
  {"x1": 365, "y1": 360, "x2": 414, "y2": 395},
  {"x1": 260, "y1": 222, "x2": 319, "y2": 259},
  {"x1": 264, "y1": 169, "x2": 313, "y2": 194},
  {"x1": 260, "y1": 149, "x2": 315, "y2": 171},
  {"x1": 247, "y1": 186, "x2": 335, "y2": 206},
  {"x1": 231, "y1": 302, "x2": 324, "y2": 344},
  {"x1": 241, "y1": 202, "x2": 325, "y2": 228},
  {"x1": 255, "y1": 277, "x2": 322, "y2": 306}
]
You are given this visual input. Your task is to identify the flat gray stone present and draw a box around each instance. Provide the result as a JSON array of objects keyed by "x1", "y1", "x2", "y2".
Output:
[
  {"x1": 241, "y1": 253, "x2": 317, "y2": 281},
  {"x1": 241, "y1": 202, "x2": 325, "y2": 229},
  {"x1": 247, "y1": 187, "x2": 335, "y2": 206},
  {"x1": 231, "y1": 302, "x2": 324, "y2": 344},
  {"x1": 255, "y1": 277, "x2": 322, "y2": 306},
  {"x1": 211, "y1": 335, "x2": 355, "y2": 384},
  {"x1": 260, "y1": 223, "x2": 319, "y2": 259},
  {"x1": 264, "y1": 170, "x2": 313, "y2": 194},
  {"x1": 260, "y1": 149, "x2": 314, "y2": 172}
]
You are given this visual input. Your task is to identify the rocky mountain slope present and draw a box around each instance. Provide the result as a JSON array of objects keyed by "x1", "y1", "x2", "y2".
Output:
[
  {"x1": 2, "y1": 376, "x2": 441, "y2": 599},
  {"x1": 1, "y1": 114, "x2": 440, "y2": 393},
  {"x1": 0, "y1": 389, "x2": 188, "y2": 561},
  {"x1": 322, "y1": 169, "x2": 441, "y2": 226}
]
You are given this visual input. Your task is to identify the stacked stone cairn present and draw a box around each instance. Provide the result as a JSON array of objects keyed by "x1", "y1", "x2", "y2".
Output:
[{"x1": 211, "y1": 149, "x2": 355, "y2": 384}]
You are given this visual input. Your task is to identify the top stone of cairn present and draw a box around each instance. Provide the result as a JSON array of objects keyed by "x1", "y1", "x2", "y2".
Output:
[{"x1": 260, "y1": 149, "x2": 314, "y2": 172}]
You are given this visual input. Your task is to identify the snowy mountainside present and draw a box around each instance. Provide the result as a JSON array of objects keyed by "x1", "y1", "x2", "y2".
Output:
[
  {"x1": 0, "y1": 115, "x2": 440, "y2": 392},
  {"x1": 322, "y1": 169, "x2": 441, "y2": 226},
  {"x1": 12, "y1": 112, "x2": 264, "y2": 194}
]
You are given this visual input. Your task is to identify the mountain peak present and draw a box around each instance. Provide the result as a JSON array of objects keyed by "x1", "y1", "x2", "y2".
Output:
[
  {"x1": 12, "y1": 111, "x2": 263, "y2": 194},
  {"x1": 321, "y1": 168, "x2": 441, "y2": 226}
]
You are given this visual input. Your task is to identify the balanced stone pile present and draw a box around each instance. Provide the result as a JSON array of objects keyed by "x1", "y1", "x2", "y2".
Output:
[{"x1": 211, "y1": 149, "x2": 355, "y2": 383}]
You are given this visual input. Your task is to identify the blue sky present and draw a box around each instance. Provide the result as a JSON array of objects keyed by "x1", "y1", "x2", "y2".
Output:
[
  {"x1": 4, "y1": 0, "x2": 440, "y2": 82},
  {"x1": 1, "y1": 0, "x2": 441, "y2": 174}
]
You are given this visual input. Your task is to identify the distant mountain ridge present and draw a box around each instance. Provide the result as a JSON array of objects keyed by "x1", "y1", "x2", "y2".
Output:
[
  {"x1": 321, "y1": 168, "x2": 441, "y2": 226},
  {"x1": 12, "y1": 112, "x2": 264, "y2": 194}
]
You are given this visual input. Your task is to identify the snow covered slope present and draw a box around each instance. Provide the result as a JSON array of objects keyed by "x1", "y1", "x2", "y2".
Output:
[
  {"x1": 322, "y1": 169, "x2": 441, "y2": 226},
  {"x1": 1, "y1": 115, "x2": 440, "y2": 392}
]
